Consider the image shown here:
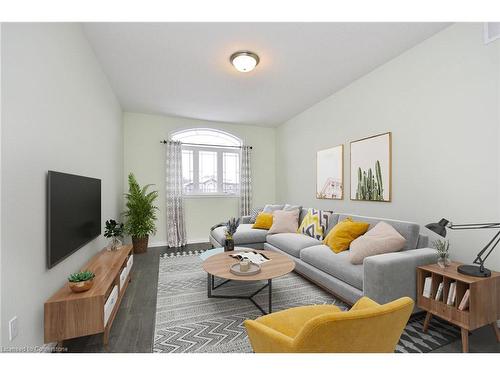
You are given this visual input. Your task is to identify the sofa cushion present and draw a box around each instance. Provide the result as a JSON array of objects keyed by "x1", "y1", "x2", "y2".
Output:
[
  {"x1": 252, "y1": 212, "x2": 273, "y2": 230},
  {"x1": 349, "y1": 221, "x2": 406, "y2": 264},
  {"x1": 266, "y1": 233, "x2": 322, "y2": 258},
  {"x1": 249, "y1": 207, "x2": 264, "y2": 224},
  {"x1": 337, "y1": 214, "x2": 420, "y2": 250},
  {"x1": 300, "y1": 245, "x2": 364, "y2": 290},
  {"x1": 297, "y1": 209, "x2": 332, "y2": 240},
  {"x1": 323, "y1": 217, "x2": 370, "y2": 253},
  {"x1": 268, "y1": 209, "x2": 300, "y2": 235},
  {"x1": 211, "y1": 224, "x2": 268, "y2": 245},
  {"x1": 263, "y1": 204, "x2": 285, "y2": 213},
  {"x1": 300, "y1": 208, "x2": 339, "y2": 234},
  {"x1": 284, "y1": 204, "x2": 302, "y2": 212}
]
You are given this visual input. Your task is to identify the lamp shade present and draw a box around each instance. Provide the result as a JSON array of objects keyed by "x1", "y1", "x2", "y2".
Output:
[{"x1": 425, "y1": 218, "x2": 450, "y2": 237}]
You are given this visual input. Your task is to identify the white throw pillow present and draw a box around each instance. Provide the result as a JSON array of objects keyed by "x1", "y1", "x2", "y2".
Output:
[
  {"x1": 268, "y1": 209, "x2": 300, "y2": 235},
  {"x1": 349, "y1": 221, "x2": 406, "y2": 265}
]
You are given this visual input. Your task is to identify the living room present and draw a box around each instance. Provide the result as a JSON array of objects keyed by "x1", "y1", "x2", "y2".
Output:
[{"x1": 1, "y1": 0, "x2": 500, "y2": 372}]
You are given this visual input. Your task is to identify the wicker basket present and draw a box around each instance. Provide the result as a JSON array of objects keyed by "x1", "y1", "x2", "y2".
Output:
[{"x1": 132, "y1": 235, "x2": 149, "y2": 254}]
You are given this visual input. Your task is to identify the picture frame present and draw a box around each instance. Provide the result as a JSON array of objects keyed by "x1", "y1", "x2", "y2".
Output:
[
  {"x1": 350, "y1": 132, "x2": 392, "y2": 202},
  {"x1": 316, "y1": 144, "x2": 343, "y2": 200}
]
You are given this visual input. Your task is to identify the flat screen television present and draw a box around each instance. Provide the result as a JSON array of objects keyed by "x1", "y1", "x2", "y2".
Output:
[{"x1": 47, "y1": 171, "x2": 101, "y2": 268}]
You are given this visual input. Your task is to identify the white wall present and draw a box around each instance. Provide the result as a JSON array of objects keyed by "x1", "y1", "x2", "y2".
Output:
[
  {"x1": 276, "y1": 23, "x2": 500, "y2": 270},
  {"x1": 1, "y1": 23, "x2": 123, "y2": 347},
  {"x1": 124, "y1": 112, "x2": 276, "y2": 244}
]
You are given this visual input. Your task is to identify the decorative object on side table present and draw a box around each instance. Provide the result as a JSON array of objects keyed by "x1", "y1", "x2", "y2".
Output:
[
  {"x1": 224, "y1": 217, "x2": 240, "y2": 252},
  {"x1": 123, "y1": 173, "x2": 159, "y2": 254},
  {"x1": 426, "y1": 218, "x2": 500, "y2": 277},
  {"x1": 68, "y1": 270, "x2": 95, "y2": 293},
  {"x1": 104, "y1": 219, "x2": 124, "y2": 251},
  {"x1": 432, "y1": 239, "x2": 451, "y2": 268}
]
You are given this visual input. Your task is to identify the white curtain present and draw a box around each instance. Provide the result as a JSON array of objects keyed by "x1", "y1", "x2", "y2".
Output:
[
  {"x1": 240, "y1": 145, "x2": 252, "y2": 216},
  {"x1": 165, "y1": 140, "x2": 187, "y2": 247}
]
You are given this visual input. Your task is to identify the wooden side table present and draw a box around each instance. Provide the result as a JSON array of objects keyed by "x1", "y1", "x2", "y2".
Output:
[{"x1": 416, "y1": 262, "x2": 500, "y2": 352}]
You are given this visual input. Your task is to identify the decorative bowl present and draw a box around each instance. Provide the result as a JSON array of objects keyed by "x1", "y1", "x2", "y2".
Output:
[{"x1": 69, "y1": 279, "x2": 94, "y2": 293}]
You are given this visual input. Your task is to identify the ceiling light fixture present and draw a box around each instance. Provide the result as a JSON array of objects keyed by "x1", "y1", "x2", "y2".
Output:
[{"x1": 230, "y1": 51, "x2": 259, "y2": 73}]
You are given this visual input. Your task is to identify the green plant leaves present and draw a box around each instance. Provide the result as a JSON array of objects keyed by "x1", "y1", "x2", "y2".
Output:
[
  {"x1": 123, "y1": 173, "x2": 159, "y2": 238},
  {"x1": 68, "y1": 270, "x2": 95, "y2": 282},
  {"x1": 104, "y1": 219, "x2": 124, "y2": 238}
]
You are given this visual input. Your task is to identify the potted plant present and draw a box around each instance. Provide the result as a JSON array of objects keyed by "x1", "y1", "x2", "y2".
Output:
[
  {"x1": 104, "y1": 219, "x2": 124, "y2": 251},
  {"x1": 224, "y1": 217, "x2": 240, "y2": 252},
  {"x1": 68, "y1": 270, "x2": 95, "y2": 293},
  {"x1": 432, "y1": 239, "x2": 451, "y2": 268},
  {"x1": 123, "y1": 173, "x2": 158, "y2": 254}
]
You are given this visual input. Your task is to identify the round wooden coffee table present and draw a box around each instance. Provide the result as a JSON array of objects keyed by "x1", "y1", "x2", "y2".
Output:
[{"x1": 202, "y1": 250, "x2": 295, "y2": 314}]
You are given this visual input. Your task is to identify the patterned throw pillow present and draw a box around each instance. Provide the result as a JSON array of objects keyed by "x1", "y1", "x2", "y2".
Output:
[
  {"x1": 297, "y1": 209, "x2": 332, "y2": 240},
  {"x1": 249, "y1": 207, "x2": 264, "y2": 224}
]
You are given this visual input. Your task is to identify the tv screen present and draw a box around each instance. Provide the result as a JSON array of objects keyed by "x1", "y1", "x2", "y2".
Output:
[{"x1": 47, "y1": 171, "x2": 101, "y2": 268}]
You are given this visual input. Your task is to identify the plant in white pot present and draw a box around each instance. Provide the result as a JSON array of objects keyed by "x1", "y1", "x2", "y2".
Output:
[{"x1": 123, "y1": 173, "x2": 159, "y2": 254}]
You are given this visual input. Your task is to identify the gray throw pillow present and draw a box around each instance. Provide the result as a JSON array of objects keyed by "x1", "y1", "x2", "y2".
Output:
[
  {"x1": 262, "y1": 204, "x2": 285, "y2": 213},
  {"x1": 284, "y1": 204, "x2": 302, "y2": 212},
  {"x1": 249, "y1": 207, "x2": 264, "y2": 224}
]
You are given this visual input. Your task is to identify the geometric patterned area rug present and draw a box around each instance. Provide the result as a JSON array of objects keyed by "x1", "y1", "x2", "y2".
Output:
[{"x1": 153, "y1": 251, "x2": 460, "y2": 353}]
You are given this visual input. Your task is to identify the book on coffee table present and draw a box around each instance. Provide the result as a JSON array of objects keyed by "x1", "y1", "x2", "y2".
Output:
[{"x1": 230, "y1": 251, "x2": 270, "y2": 265}]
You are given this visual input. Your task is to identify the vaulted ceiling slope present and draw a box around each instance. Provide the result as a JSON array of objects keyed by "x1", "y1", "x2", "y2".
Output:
[{"x1": 83, "y1": 23, "x2": 450, "y2": 127}]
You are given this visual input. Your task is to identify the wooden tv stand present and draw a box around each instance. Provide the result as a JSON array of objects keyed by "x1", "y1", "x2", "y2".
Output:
[{"x1": 44, "y1": 244, "x2": 134, "y2": 346}]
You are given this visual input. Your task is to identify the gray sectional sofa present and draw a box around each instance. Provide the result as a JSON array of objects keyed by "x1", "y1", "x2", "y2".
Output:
[{"x1": 209, "y1": 208, "x2": 437, "y2": 307}]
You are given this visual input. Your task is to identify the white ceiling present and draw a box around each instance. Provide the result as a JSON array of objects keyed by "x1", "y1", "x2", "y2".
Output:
[{"x1": 83, "y1": 23, "x2": 450, "y2": 127}]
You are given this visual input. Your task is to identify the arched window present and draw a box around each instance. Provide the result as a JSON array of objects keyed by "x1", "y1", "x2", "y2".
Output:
[{"x1": 171, "y1": 128, "x2": 242, "y2": 196}]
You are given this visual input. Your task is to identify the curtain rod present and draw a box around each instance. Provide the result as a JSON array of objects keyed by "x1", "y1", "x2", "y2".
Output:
[{"x1": 160, "y1": 140, "x2": 252, "y2": 149}]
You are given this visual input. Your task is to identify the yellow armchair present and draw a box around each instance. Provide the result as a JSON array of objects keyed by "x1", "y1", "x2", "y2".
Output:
[{"x1": 244, "y1": 296, "x2": 414, "y2": 353}]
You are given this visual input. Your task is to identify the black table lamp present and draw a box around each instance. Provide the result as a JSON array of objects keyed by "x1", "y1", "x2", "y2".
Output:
[{"x1": 425, "y1": 218, "x2": 500, "y2": 277}]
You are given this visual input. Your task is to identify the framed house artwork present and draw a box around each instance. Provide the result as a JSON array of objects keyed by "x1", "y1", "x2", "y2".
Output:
[
  {"x1": 316, "y1": 145, "x2": 343, "y2": 200},
  {"x1": 350, "y1": 132, "x2": 392, "y2": 202}
]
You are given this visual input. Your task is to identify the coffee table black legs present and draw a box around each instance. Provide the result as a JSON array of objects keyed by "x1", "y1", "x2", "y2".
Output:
[
  {"x1": 268, "y1": 279, "x2": 272, "y2": 314},
  {"x1": 207, "y1": 273, "x2": 272, "y2": 315}
]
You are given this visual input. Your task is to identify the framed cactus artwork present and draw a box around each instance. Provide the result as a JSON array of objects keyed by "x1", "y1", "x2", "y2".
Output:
[
  {"x1": 316, "y1": 144, "x2": 343, "y2": 200},
  {"x1": 350, "y1": 132, "x2": 392, "y2": 202}
]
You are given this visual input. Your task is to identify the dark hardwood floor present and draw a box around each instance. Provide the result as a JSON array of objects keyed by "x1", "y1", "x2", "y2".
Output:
[
  {"x1": 62, "y1": 242, "x2": 500, "y2": 353},
  {"x1": 62, "y1": 242, "x2": 211, "y2": 353}
]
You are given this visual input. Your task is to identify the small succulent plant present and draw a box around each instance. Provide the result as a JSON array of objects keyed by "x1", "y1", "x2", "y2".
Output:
[
  {"x1": 432, "y1": 239, "x2": 450, "y2": 258},
  {"x1": 225, "y1": 217, "x2": 240, "y2": 239},
  {"x1": 68, "y1": 270, "x2": 95, "y2": 283}
]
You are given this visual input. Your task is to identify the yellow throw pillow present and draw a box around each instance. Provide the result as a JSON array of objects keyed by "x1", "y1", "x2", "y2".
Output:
[
  {"x1": 323, "y1": 218, "x2": 370, "y2": 253},
  {"x1": 252, "y1": 212, "x2": 273, "y2": 230}
]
